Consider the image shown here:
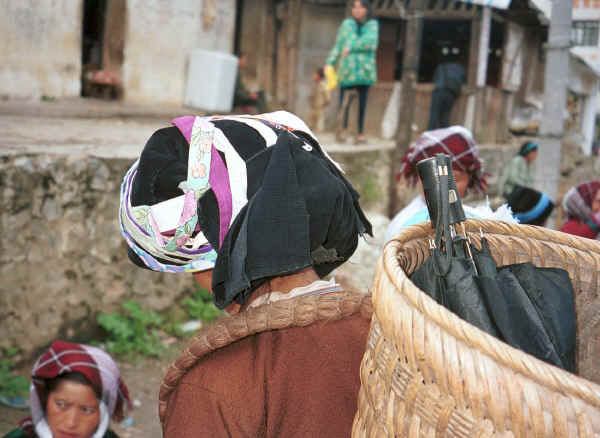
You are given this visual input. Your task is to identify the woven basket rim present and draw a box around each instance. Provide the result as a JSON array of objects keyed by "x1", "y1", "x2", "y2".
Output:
[{"x1": 381, "y1": 218, "x2": 600, "y2": 408}]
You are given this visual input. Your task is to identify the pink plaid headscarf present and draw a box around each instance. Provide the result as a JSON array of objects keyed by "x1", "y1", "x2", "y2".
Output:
[
  {"x1": 19, "y1": 340, "x2": 131, "y2": 438},
  {"x1": 398, "y1": 126, "x2": 488, "y2": 194},
  {"x1": 563, "y1": 180, "x2": 600, "y2": 222}
]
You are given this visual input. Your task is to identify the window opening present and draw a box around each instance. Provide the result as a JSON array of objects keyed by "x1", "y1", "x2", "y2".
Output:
[
  {"x1": 418, "y1": 20, "x2": 471, "y2": 83},
  {"x1": 572, "y1": 21, "x2": 599, "y2": 46}
]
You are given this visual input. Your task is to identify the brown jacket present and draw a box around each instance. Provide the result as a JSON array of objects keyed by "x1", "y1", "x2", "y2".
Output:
[{"x1": 161, "y1": 291, "x2": 372, "y2": 437}]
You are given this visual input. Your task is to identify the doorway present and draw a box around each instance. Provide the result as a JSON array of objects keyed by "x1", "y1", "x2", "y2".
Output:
[{"x1": 81, "y1": 0, "x2": 126, "y2": 99}]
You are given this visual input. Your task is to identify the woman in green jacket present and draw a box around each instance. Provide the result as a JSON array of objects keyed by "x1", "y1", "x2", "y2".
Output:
[
  {"x1": 498, "y1": 141, "x2": 538, "y2": 198},
  {"x1": 326, "y1": 0, "x2": 379, "y2": 143}
]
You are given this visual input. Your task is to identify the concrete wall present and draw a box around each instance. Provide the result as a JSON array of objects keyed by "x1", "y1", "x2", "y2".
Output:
[
  {"x1": 295, "y1": 3, "x2": 345, "y2": 125},
  {"x1": 123, "y1": 0, "x2": 236, "y2": 105},
  {"x1": 0, "y1": 1, "x2": 82, "y2": 100},
  {"x1": 0, "y1": 146, "x2": 392, "y2": 356}
]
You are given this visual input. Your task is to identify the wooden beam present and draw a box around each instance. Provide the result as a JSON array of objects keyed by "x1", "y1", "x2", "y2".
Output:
[
  {"x1": 423, "y1": 10, "x2": 478, "y2": 18},
  {"x1": 388, "y1": 0, "x2": 427, "y2": 217},
  {"x1": 473, "y1": 6, "x2": 491, "y2": 140},
  {"x1": 287, "y1": 0, "x2": 302, "y2": 110},
  {"x1": 464, "y1": 13, "x2": 480, "y2": 131}
]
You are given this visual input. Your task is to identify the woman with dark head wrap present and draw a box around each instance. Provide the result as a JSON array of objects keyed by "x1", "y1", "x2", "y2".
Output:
[
  {"x1": 3, "y1": 340, "x2": 131, "y2": 438},
  {"x1": 498, "y1": 141, "x2": 538, "y2": 198},
  {"x1": 119, "y1": 111, "x2": 372, "y2": 436},
  {"x1": 506, "y1": 185, "x2": 554, "y2": 226},
  {"x1": 560, "y1": 180, "x2": 600, "y2": 239}
]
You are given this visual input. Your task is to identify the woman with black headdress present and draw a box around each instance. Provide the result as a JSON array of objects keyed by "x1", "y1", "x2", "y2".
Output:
[{"x1": 119, "y1": 111, "x2": 373, "y2": 437}]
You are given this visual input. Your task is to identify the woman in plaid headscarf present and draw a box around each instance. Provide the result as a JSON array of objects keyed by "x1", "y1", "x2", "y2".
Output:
[
  {"x1": 385, "y1": 126, "x2": 514, "y2": 241},
  {"x1": 560, "y1": 180, "x2": 600, "y2": 239},
  {"x1": 3, "y1": 340, "x2": 131, "y2": 438}
]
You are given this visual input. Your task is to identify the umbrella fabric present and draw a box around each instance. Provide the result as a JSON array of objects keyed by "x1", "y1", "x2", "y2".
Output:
[
  {"x1": 472, "y1": 238, "x2": 575, "y2": 372},
  {"x1": 413, "y1": 235, "x2": 576, "y2": 372},
  {"x1": 500, "y1": 263, "x2": 576, "y2": 372},
  {"x1": 409, "y1": 238, "x2": 499, "y2": 338}
]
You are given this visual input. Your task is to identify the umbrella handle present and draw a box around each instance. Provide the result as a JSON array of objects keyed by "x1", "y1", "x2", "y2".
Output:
[
  {"x1": 434, "y1": 157, "x2": 453, "y2": 275},
  {"x1": 416, "y1": 154, "x2": 455, "y2": 276}
]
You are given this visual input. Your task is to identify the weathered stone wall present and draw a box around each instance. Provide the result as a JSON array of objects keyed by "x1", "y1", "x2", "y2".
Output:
[
  {"x1": 0, "y1": 1, "x2": 82, "y2": 100},
  {"x1": 0, "y1": 154, "x2": 195, "y2": 355},
  {"x1": 0, "y1": 147, "x2": 391, "y2": 356},
  {"x1": 123, "y1": 0, "x2": 236, "y2": 105}
]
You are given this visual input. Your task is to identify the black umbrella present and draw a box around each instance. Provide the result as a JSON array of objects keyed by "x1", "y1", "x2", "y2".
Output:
[
  {"x1": 409, "y1": 154, "x2": 575, "y2": 372},
  {"x1": 410, "y1": 154, "x2": 499, "y2": 337}
]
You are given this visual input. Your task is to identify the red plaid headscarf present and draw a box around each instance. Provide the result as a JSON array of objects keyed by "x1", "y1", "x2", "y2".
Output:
[
  {"x1": 398, "y1": 126, "x2": 488, "y2": 194},
  {"x1": 563, "y1": 180, "x2": 600, "y2": 222},
  {"x1": 20, "y1": 340, "x2": 131, "y2": 437}
]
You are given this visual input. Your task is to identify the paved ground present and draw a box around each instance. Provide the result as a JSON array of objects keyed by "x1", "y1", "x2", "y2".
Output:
[{"x1": 0, "y1": 97, "x2": 394, "y2": 159}]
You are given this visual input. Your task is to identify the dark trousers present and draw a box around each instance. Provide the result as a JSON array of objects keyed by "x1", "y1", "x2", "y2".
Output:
[
  {"x1": 428, "y1": 88, "x2": 456, "y2": 130},
  {"x1": 339, "y1": 85, "x2": 370, "y2": 134},
  {"x1": 235, "y1": 90, "x2": 267, "y2": 114}
]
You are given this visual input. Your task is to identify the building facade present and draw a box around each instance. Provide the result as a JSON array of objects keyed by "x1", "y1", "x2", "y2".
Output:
[
  {"x1": 572, "y1": 0, "x2": 600, "y2": 154},
  {"x1": 0, "y1": 0, "x2": 236, "y2": 104}
]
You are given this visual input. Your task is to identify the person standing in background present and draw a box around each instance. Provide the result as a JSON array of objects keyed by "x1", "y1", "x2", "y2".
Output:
[
  {"x1": 233, "y1": 52, "x2": 267, "y2": 114},
  {"x1": 427, "y1": 49, "x2": 466, "y2": 130},
  {"x1": 309, "y1": 67, "x2": 331, "y2": 132},
  {"x1": 326, "y1": 0, "x2": 379, "y2": 144}
]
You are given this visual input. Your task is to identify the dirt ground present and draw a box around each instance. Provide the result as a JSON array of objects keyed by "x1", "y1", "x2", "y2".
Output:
[{"x1": 0, "y1": 341, "x2": 189, "y2": 437}]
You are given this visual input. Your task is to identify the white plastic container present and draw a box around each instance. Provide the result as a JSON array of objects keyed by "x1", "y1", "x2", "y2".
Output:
[{"x1": 184, "y1": 49, "x2": 238, "y2": 112}]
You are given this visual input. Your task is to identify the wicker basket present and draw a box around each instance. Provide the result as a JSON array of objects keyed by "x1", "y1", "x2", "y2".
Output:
[{"x1": 352, "y1": 220, "x2": 600, "y2": 438}]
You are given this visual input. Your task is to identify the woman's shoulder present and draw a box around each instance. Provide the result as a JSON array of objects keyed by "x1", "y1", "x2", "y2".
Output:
[
  {"x1": 511, "y1": 154, "x2": 525, "y2": 165},
  {"x1": 341, "y1": 17, "x2": 355, "y2": 27},
  {"x1": 561, "y1": 219, "x2": 598, "y2": 239},
  {"x1": 2, "y1": 428, "x2": 31, "y2": 438}
]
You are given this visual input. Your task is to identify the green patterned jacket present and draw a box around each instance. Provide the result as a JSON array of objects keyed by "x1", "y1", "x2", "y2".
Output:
[{"x1": 326, "y1": 17, "x2": 379, "y2": 87}]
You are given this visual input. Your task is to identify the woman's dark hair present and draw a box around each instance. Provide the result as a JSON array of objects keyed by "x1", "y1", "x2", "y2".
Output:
[
  {"x1": 507, "y1": 185, "x2": 554, "y2": 226},
  {"x1": 351, "y1": 0, "x2": 372, "y2": 20},
  {"x1": 518, "y1": 141, "x2": 538, "y2": 157},
  {"x1": 42, "y1": 371, "x2": 100, "y2": 409}
]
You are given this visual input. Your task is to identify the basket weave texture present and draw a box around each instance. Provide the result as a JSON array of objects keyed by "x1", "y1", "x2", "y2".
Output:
[{"x1": 352, "y1": 220, "x2": 600, "y2": 438}]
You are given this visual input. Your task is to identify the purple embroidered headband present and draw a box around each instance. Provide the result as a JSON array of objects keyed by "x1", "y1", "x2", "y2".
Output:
[{"x1": 119, "y1": 116, "x2": 218, "y2": 273}]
